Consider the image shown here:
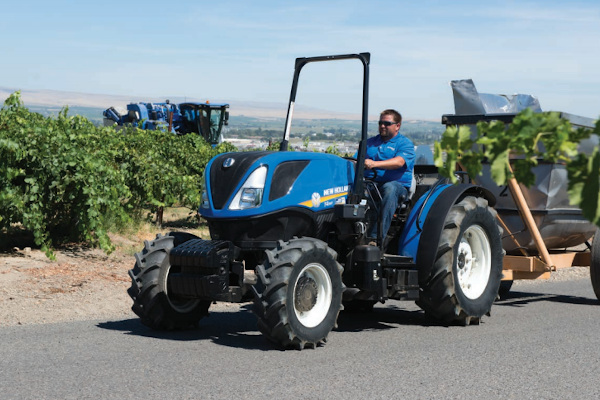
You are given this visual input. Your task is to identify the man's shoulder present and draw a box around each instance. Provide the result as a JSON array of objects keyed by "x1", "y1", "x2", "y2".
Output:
[{"x1": 391, "y1": 133, "x2": 414, "y2": 148}]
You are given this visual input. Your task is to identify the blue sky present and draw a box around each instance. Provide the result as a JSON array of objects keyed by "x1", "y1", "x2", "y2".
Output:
[{"x1": 2, "y1": 0, "x2": 599, "y2": 119}]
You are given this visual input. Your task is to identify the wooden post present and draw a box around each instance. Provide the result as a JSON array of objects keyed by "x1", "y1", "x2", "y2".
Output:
[
  {"x1": 506, "y1": 168, "x2": 554, "y2": 269},
  {"x1": 156, "y1": 206, "x2": 164, "y2": 228}
]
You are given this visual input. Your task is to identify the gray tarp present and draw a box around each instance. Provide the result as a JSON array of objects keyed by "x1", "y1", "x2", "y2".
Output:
[{"x1": 451, "y1": 79, "x2": 542, "y2": 115}]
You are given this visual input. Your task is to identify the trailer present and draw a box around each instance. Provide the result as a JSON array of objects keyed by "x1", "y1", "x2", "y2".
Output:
[{"x1": 441, "y1": 79, "x2": 600, "y2": 298}]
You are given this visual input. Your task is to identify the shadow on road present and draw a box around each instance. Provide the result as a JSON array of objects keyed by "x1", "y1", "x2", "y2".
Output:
[
  {"x1": 97, "y1": 305, "x2": 274, "y2": 351},
  {"x1": 98, "y1": 302, "x2": 452, "y2": 350},
  {"x1": 337, "y1": 305, "x2": 433, "y2": 332},
  {"x1": 495, "y1": 290, "x2": 599, "y2": 307},
  {"x1": 99, "y1": 291, "x2": 598, "y2": 350}
]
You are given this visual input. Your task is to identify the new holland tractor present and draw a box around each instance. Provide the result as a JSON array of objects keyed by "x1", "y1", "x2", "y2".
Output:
[{"x1": 127, "y1": 53, "x2": 504, "y2": 349}]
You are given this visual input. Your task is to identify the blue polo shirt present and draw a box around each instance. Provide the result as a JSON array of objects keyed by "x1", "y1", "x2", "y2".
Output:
[{"x1": 365, "y1": 133, "x2": 415, "y2": 187}]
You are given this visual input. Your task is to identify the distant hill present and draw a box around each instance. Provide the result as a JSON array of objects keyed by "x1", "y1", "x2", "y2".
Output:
[{"x1": 0, "y1": 87, "x2": 364, "y2": 121}]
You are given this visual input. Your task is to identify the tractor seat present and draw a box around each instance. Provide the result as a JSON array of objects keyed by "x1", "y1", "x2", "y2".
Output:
[
  {"x1": 395, "y1": 174, "x2": 417, "y2": 221},
  {"x1": 407, "y1": 174, "x2": 416, "y2": 201},
  {"x1": 400, "y1": 174, "x2": 417, "y2": 207}
]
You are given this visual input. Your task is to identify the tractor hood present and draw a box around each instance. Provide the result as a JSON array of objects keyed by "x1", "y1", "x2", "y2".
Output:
[{"x1": 199, "y1": 151, "x2": 355, "y2": 219}]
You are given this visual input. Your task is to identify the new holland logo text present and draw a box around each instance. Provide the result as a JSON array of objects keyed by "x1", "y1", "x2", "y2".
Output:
[{"x1": 300, "y1": 185, "x2": 349, "y2": 208}]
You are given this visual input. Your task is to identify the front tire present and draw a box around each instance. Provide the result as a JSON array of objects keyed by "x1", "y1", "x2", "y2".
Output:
[
  {"x1": 417, "y1": 196, "x2": 503, "y2": 325},
  {"x1": 254, "y1": 238, "x2": 344, "y2": 349},
  {"x1": 127, "y1": 232, "x2": 210, "y2": 330},
  {"x1": 590, "y1": 229, "x2": 600, "y2": 301}
]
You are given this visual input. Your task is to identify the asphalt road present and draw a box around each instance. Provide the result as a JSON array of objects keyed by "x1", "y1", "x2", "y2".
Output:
[{"x1": 1, "y1": 278, "x2": 599, "y2": 400}]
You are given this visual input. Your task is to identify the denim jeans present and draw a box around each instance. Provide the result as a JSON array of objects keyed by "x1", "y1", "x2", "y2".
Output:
[{"x1": 368, "y1": 180, "x2": 409, "y2": 239}]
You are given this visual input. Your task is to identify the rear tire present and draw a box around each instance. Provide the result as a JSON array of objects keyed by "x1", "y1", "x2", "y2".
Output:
[
  {"x1": 254, "y1": 238, "x2": 344, "y2": 349},
  {"x1": 590, "y1": 229, "x2": 600, "y2": 301},
  {"x1": 417, "y1": 196, "x2": 504, "y2": 325},
  {"x1": 127, "y1": 232, "x2": 210, "y2": 330}
]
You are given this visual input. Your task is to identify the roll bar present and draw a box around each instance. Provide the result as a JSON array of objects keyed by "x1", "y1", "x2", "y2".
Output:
[{"x1": 280, "y1": 52, "x2": 370, "y2": 204}]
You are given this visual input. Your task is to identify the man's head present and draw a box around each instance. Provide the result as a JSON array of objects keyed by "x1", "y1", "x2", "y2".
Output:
[{"x1": 378, "y1": 109, "x2": 402, "y2": 141}]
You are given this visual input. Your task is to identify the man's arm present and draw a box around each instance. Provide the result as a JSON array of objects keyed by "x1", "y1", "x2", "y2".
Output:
[{"x1": 365, "y1": 156, "x2": 405, "y2": 170}]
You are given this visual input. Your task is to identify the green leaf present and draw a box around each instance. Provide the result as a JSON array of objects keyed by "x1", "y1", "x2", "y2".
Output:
[{"x1": 568, "y1": 149, "x2": 600, "y2": 225}]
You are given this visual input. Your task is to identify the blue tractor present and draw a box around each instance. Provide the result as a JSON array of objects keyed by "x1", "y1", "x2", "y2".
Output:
[
  {"x1": 103, "y1": 100, "x2": 229, "y2": 145},
  {"x1": 127, "y1": 53, "x2": 504, "y2": 349}
]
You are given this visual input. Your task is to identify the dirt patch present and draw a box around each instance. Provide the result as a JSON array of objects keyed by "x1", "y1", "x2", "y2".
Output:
[
  {"x1": 0, "y1": 237, "x2": 594, "y2": 327},
  {"x1": 0, "y1": 228, "x2": 243, "y2": 327},
  {"x1": 0, "y1": 243, "x2": 135, "y2": 327}
]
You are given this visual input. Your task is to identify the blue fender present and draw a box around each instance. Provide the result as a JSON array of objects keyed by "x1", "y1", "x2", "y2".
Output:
[{"x1": 398, "y1": 183, "x2": 496, "y2": 284}]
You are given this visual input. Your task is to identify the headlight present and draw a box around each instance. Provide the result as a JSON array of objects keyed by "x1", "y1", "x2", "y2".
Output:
[
  {"x1": 239, "y1": 188, "x2": 263, "y2": 208},
  {"x1": 229, "y1": 166, "x2": 267, "y2": 210},
  {"x1": 201, "y1": 189, "x2": 210, "y2": 209}
]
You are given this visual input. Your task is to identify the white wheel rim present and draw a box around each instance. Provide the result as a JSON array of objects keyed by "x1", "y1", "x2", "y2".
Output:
[
  {"x1": 164, "y1": 264, "x2": 202, "y2": 313},
  {"x1": 293, "y1": 263, "x2": 333, "y2": 328},
  {"x1": 456, "y1": 225, "x2": 491, "y2": 299}
]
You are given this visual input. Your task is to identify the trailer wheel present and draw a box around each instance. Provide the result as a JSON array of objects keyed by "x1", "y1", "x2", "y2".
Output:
[
  {"x1": 127, "y1": 232, "x2": 210, "y2": 330},
  {"x1": 417, "y1": 196, "x2": 503, "y2": 325},
  {"x1": 254, "y1": 238, "x2": 344, "y2": 349},
  {"x1": 590, "y1": 228, "x2": 600, "y2": 301}
]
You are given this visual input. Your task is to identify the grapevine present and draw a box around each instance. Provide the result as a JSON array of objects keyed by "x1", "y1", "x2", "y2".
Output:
[{"x1": 0, "y1": 92, "x2": 234, "y2": 258}]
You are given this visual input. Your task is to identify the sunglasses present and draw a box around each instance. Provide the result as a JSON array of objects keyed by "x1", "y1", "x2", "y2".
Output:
[{"x1": 378, "y1": 120, "x2": 398, "y2": 127}]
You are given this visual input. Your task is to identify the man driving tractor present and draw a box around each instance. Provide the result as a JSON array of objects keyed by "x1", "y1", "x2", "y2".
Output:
[{"x1": 364, "y1": 109, "x2": 415, "y2": 242}]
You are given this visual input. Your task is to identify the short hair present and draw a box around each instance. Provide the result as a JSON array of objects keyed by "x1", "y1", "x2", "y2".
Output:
[{"x1": 380, "y1": 109, "x2": 402, "y2": 124}]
